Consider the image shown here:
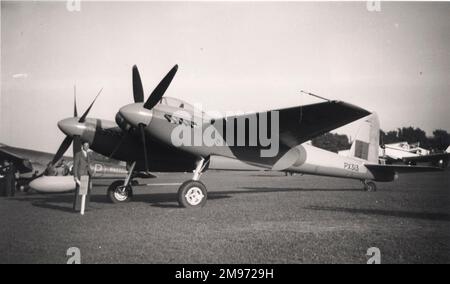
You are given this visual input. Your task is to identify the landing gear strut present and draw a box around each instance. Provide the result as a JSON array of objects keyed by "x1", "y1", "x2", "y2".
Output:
[
  {"x1": 177, "y1": 158, "x2": 208, "y2": 208},
  {"x1": 362, "y1": 180, "x2": 377, "y2": 192},
  {"x1": 107, "y1": 161, "x2": 136, "y2": 203}
]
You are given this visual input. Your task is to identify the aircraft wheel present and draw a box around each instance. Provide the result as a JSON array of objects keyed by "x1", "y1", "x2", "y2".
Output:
[
  {"x1": 107, "y1": 180, "x2": 133, "y2": 203},
  {"x1": 177, "y1": 180, "x2": 207, "y2": 208},
  {"x1": 364, "y1": 180, "x2": 377, "y2": 192}
]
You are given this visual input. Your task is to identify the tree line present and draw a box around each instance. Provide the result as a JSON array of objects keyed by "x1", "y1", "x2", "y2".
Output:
[{"x1": 311, "y1": 128, "x2": 450, "y2": 153}]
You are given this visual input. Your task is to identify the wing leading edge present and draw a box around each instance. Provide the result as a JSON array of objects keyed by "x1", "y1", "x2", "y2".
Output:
[
  {"x1": 0, "y1": 145, "x2": 34, "y2": 173},
  {"x1": 226, "y1": 100, "x2": 371, "y2": 148}
]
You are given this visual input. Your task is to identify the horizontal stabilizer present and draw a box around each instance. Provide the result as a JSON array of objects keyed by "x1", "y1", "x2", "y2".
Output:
[
  {"x1": 366, "y1": 164, "x2": 443, "y2": 174},
  {"x1": 402, "y1": 152, "x2": 450, "y2": 163}
]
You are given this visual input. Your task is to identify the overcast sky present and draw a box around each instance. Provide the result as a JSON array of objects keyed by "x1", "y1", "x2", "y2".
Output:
[{"x1": 1, "y1": 1, "x2": 450, "y2": 153}]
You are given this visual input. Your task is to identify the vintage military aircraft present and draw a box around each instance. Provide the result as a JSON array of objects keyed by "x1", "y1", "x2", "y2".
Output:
[{"x1": 45, "y1": 64, "x2": 442, "y2": 208}]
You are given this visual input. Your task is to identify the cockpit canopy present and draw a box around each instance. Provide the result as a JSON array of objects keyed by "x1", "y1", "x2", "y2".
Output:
[
  {"x1": 159, "y1": 97, "x2": 211, "y2": 120},
  {"x1": 159, "y1": 97, "x2": 195, "y2": 111}
]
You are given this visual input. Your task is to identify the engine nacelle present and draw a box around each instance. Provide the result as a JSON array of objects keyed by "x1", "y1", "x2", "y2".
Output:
[{"x1": 115, "y1": 112, "x2": 133, "y2": 132}]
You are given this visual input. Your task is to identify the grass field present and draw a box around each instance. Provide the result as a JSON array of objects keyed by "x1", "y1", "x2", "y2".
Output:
[{"x1": 1, "y1": 170, "x2": 449, "y2": 263}]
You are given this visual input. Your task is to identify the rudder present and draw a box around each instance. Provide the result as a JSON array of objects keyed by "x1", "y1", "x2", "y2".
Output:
[{"x1": 348, "y1": 113, "x2": 380, "y2": 163}]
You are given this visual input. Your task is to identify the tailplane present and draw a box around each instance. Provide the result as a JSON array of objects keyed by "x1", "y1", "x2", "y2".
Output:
[{"x1": 348, "y1": 113, "x2": 380, "y2": 164}]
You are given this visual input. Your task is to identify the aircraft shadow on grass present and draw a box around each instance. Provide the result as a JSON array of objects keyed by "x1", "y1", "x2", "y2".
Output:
[
  {"x1": 9, "y1": 186, "x2": 359, "y2": 212},
  {"x1": 10, "y1": 192, "x2": 230, "y2": 211},
  {"x1": 10, "y1": 187, "x2": 449, "y2": 221},
  {"x1": 305, "y1": 205, "x2": 450, "y2": 222},
  {"x1": 238, "y1": 187, "x2": 362, "y2": 193}
]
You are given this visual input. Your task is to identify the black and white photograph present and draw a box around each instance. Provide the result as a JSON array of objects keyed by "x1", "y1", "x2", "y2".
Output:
[{"x1": 1, "y1": 0, "x2": 449, "y2": 268}]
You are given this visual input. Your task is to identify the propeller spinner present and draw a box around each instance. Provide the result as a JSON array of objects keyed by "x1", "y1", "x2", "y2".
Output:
[{"x1": 50, "y1": 87, "x2": 103, "y2": 167}]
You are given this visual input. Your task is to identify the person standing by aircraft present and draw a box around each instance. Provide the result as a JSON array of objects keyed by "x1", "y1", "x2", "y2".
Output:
[
  {"x1": 8, "y1": 162, "x2": 17, "y2": 197},
  {"x1": 0, "y1": 160, "x2": 16, "y2": 197},
  {"x1": 0, "y1": 160, "x2": 8, "y2": 196},
  {"x1": 73, "y1": 142, "x2": 93, "y2": 212}
]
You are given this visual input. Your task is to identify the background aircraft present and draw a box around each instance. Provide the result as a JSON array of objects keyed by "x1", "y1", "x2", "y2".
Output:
[
  {"x1": 42, "y1": 64, "x2": 442, "y2": 208},
  {"x1": 0, "y1": 143, "x2": 128, "y2": 193},
  {"x1": 1, "y1": 143, "x2": 70, "y2": 192},
  {"x1": 0, "y1": 91, "x2": 130, "y2": 195},
  {"x1": 378, "y1": 142, "x2": 450, "y2": 168}
]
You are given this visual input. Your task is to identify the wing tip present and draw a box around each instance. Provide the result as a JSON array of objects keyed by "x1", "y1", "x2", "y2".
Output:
[{"x1": 335, "y1": 100, "x2": 372, "y2": 117}]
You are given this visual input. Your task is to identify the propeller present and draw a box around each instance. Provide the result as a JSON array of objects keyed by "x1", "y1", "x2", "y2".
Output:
[
  {"x1": 79, "y1": 88, "x2": 103, "y2": 123},
  {"x1": 110, "y1": 65, "x2": 178, "y2": 176},
  {"x1": 49, "y1": 87, "x2": 102, "y2": 167},
  {"x1": 72, "y1": 86, "x2": 81, "y2": 157},
  {"x1": 50, "y1": 136, "x2": 73, "y2": 166},
  {"x1": 74, "y1": 85, "x2": 78, "y2": 117},
  {"x1": 139, "y1": 124, "x2": 149, "y2": 172},
  {"x1": 133, "y1": 65, "x2": 144, "y2": 103},
  {"x1": 143, "y1": 64, "x2": 178, "y2": 110}
]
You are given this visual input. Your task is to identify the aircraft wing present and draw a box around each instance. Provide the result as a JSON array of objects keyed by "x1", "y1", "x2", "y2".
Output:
[
  {"x1": 226, "y1": 100, "x2": 371, "y2": 148},
  {"x1": 208, "y1": 155, "x2": 266, "y2": 171},
  {"x1": 366, "y1": 164, "x2": 443, "y2": 174},
  {"x1": 0, "y1": 144, "x2": 34, "y2": 173}
]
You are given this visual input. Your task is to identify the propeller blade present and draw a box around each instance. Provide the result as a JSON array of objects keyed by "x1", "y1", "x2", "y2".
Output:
[
  {"x1": 74, "y1": 85, "x2": 78, "y2": 117},
  {"x1": 50, "y1": 136, "x2": 73, "y2": 166},
  {"x1": 143, "y1": 64, "x2": 178, "y2": 110},
  {"x1": 139, "y1": 124, "x2": 149, "y2": 173},
  {"x1": 133, "y1": 65, "x2": 144, "y2": 103},
  {"x1": 78, "y1": 87, "x2": 103, "y2": 123},
  {"x1": 73, "y1": 135, "x2": 81, "y2": 157},
  {"x1": 108, "y1": 132, "x2": 128, "y2": 159}
]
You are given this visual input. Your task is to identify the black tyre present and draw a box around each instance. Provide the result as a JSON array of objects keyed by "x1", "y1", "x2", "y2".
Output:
[
  {"x1": 364, "y1": 181, "x2": 377, "y2": 192},
  {"x1": 107, "y1": 180, "x2": 133, "y2": 203},
  {"x1": 177, "y1": 180, "x2": 207, "y2": 208}
]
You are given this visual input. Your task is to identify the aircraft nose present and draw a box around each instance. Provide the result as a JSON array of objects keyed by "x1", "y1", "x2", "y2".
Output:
[
  {"x1": 57, "y1": 118, "x2": 85, "y2": 136},
  {"x1": 119, "y1": 103, "x2": 153, "y2": 127}
]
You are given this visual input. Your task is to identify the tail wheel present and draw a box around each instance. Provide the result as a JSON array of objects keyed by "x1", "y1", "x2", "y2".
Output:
[
  {"x1": 364, "y1": 180, "x2": 377, "y2": 192},
  {"x1": 177, "y1": 180, "x2": 207, "y2": 208},
  {"x1": 107, "y1": 180, "x2": 133, "y2": 203}
]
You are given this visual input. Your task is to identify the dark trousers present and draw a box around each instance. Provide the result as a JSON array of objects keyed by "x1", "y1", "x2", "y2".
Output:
[
  {"x1": 73, "y1": 176, "x2": 91, "y2": 212},
  {"x1": 0, "y1": 173, "x2": 16, "y2": 197},
  {"x1": 0, "y1": 179, "x2": 6, "y2": 197},
  {"x1": 7, "y1": 174, "x2": 16, "y2": 197}
]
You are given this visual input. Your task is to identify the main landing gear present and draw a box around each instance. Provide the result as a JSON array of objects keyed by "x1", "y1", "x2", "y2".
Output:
[
  {"x1": 107, "y1": 159, "x2": 209, "y2": 208},
  {"x1": 107, "y1": 162, "x2": 136, "y2": 203},
  {"x1": 177, "y1": 158, "x2": 208, "y2": 208},
  {"x1": 362, "y1": 179, "x2": 377, "y2": 192}
]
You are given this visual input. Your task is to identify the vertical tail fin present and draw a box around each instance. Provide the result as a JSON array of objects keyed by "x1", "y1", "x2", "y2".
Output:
[{"x1": 348, "y1": 113, "x2": 380, "y2": 163}]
